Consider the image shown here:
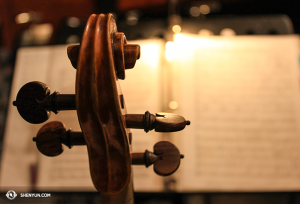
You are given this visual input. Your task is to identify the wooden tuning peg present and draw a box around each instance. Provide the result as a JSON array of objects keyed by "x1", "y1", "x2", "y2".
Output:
[
  {"x1": 33, "y1": 121, "x2": 85, "y2": 157},
  {"x1": 126, "y1": 111, "x2": 190, "y2": 133},
  {"x1": 13, "y1": 81, "x2": 76, "y2": 124},
  {"x1": 67, "y1": 33, "x2": 140, "y2": 79},
  {"x1": 131, "y1": 141, "x2": 183, "y2": 176},
  {"x1": 113, "y1": 32, "x2": 140, "y2": 79},
  {"x1": 67, "y1": 45, "x2": 80, "y2": 69},
  {"x1": 34, "y1": 123, "x2": 183, "y2": 176}
]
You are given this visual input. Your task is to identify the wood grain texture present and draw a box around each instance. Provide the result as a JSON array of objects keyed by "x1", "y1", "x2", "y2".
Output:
[
  {"x1": 13, "y1": 81, "x2": 50, "y2": 124},
  {"x1": 34, "y1": 121, "x2": 86, "y2": 156},
  {"x1": 76, "y1": 14, "x2": 131, "y2": 194},
  {"x1": 35, "y1": 121, "x2": 66, "y2": 157},
  {"x1": 126, "y1": 112, "x2": 190, "y2": 132},
  {"x1": 153, "y1": 141, "x2": 181, "y2": 176},
  {"x1": 131, "y1": 141, "x2": 182, "y2": 176}
]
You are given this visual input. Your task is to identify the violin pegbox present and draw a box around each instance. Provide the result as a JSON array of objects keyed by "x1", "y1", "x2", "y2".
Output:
[
  {"x1": 74, "y1": 13, "x2": 137, "y2": 194},
  {"x1": 67, "y1": 27, "x2": 140, "y2": 80},
  {"x1": 113, "y1": 32, "x2": 140, "y2": 79},
  {"x1": 13, "y1": 13, "x2": 190, "y2": 199}
]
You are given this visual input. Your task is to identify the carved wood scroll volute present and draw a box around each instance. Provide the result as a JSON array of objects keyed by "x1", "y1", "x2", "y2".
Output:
[
  {"x1": 76, "y1": 14, "x2": 131, "y2": 194},
  {"x1": 13, "y1": 13, "x2": 190, "y2": 204}
]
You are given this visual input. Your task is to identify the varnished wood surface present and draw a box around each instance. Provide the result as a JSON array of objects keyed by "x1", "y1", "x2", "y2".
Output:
[
  {"x1": 34, "y1": 121, "x2": 86, "y2": 157},
  {"x1": 153, "y1": 141, "x2": 181, "y2": 176},
  {"x1": 131, "y1": 141, "x2": 182, "y2": 176},
  {"x1": 76, "y1": 14, "x2": 131, "y2": 194},
  {"x1": 155, "y1": 113, "x2": 190, "y2": 132},
  {"x1": 35, "y1": 121, "x2": 66, "y2": 157},
  {"x1": 126, "y1": 112, "x2": 190, "y2": 132},
  {"x1": 13, "y1": 81, "x2": 50, "y2": 124},
  {"x1": 101, "y1": 177, "x2": 134, "y2": 204},
  {"x1": 35, "y1": 122, "x2": 183, "y2": 177},
  {"x1": 13, "y1": 81, "x2": 77, "y2": 124}
]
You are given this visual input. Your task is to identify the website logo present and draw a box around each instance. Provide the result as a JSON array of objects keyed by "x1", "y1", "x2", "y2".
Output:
[{"x1": 6, "y1": 190, "x2": 17, "y2": 200}]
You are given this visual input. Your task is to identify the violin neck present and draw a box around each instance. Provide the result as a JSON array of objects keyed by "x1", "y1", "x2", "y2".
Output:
[{"x1": 101, "y1": 178, "x2": 134, "y2": 204}]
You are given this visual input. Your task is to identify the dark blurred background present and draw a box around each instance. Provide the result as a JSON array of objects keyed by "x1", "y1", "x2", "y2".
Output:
[
  {"x1": 0, "y1": 0, "x2": 300, "y2": 203},
  {"x1": 0, "y1": 0, "x2": 300, "y2": 50}
]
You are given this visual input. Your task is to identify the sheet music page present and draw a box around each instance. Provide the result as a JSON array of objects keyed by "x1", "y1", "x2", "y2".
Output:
[
  {"x1": 0, "y1": 47, "x2": 53, "y2": 191},
  {"x1": 171, "y1": 34, "x2": 300, "y2": 191},
  {"x1": 1, "y1": 39, "x2": 165, "y2": 192},
  {"x1": 35, "y1": 45, "x2": 95, "y2": 191},
  {"x1": 119, "y1": 39, "x2": 165, "y2": 192}
]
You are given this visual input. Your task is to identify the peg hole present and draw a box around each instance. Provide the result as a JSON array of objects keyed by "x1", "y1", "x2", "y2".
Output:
[{"x1": 120, "y1": 94, "x2": 124, "y2": 109}]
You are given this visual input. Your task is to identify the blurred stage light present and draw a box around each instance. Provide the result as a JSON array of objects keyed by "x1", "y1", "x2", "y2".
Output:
[
  {"x1": 220, "y1": 28, "x2": 236, "y2": 36},
  {"x1": 169, "y1": 101, "x2": 179, "y2": 110},
  {"x1": 190, "y1": 6, "x2": 201, "y2": 17},
  {"x1": 172, "y1": 25, "x2": 181, "y2": 33},
  {"x1": 15, "y1": 13, "x2": 31, "y2": 24},
  {"x1": 200, "y1": 5, "x2": 210, "y2": 15},
  {"x1": 198, "y1": 29, "x2": 214, "y2": 36}
]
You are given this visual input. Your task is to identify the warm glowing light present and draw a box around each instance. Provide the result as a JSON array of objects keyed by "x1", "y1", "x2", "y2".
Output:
[
  {"x1": 220, "y1": 28, "x2": 236, "y2": 36},
  {"x1": 174, "y1": 33, "x2": 228, "y2": 49},
  {"x1": 172, "y1": 25, "x2": 181, "y2": 33},
  {"x1": 165, "y1": 41, "x2": 174, "y2": 50},
  {"x1": 172, "y1": 34, "x2": 195, "y2": 60},
  {"x1": 31, "y1": 24, "x2": 53, "y2": 45},
  {"x1": 126, "y1": 11, "x2": 139, "y2": 25},
  {"x1": 165, "y1": 41, "x2": 175, "y2": 61},
  {"x1": 200, "y1": 5, "x2": 210, "y2": 14},
  {"x1": 172, "y1": 33, "x2": 229, "y2": 61},
  {"x1": 140, "y1": 43, "x2": 161, "y2": 68},
  {"x1": 198, "y1": 29, "x2": 214, "y2": 36},
  {"x1": 190, "y1": 6, "x2": 200, "y2": 17},
  {"x1": 165, "y1": 50, "x2": 175, "y2": 61},
  {"x1": 15, "y1": 13, "x2": 31, "y2": 24},
  {"x1": 169, "y1": 101, "x2": 178, "y2": 110},
  {"x1": 67, "y1": 17, "x2": 80, "y2": 28}
]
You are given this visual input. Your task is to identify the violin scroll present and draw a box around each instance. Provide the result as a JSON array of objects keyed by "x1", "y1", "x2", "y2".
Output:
[
  {"x1": 67, "y1": 32, "x2": 140, "y2": 80},
  {"x1": 13, "y1": 13, "x2": 190, "y2": 202}
]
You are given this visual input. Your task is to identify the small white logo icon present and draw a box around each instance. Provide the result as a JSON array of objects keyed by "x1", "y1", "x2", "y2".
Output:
[{"x1": 6, "y1": 190, "x2": 17, "y2": 200}]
